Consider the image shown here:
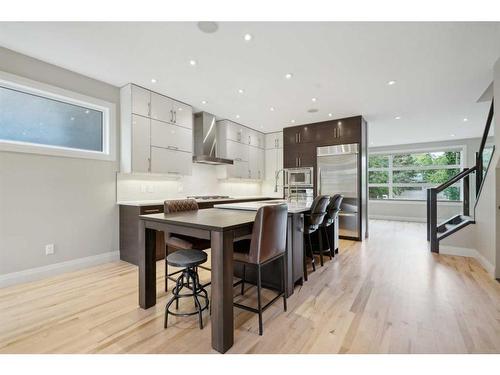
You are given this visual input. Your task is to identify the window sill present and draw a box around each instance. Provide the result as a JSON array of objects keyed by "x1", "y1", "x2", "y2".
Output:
[{"x1": 369, "y1": 199, "x2": 462, "y2": 206}]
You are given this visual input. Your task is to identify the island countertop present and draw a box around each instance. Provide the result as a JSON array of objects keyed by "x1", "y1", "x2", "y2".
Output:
[{"x1": 214, "y1": 199, "x2": 312, "y2": 213}]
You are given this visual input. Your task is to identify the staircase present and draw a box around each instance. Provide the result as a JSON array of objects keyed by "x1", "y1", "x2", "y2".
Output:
[{"x1": 427, "y1": 100, "x2": 494, "y2": 252}]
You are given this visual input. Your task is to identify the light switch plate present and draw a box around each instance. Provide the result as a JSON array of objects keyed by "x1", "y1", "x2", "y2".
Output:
[{"x1": 45, "y1": 244, "x2": 55, "y2": 255}]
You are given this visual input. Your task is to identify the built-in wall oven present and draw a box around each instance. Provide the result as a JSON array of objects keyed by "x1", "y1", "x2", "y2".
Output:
[
  {"x1": 284, "y1": 167, "x2": 314, "y2": 201},
  {"x1": 285, "y1": 167, "x2": 314, "y2": 187}
]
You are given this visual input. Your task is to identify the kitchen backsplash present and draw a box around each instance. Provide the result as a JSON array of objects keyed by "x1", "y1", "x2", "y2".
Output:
[{"x1": 117, "y1": 163, "x2": 263, "y2": 202}]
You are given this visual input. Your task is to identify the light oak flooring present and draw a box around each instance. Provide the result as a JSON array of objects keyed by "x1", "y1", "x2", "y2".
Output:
[{"x1": 1, "y1": 220, "x2": 500, "y2": 354}]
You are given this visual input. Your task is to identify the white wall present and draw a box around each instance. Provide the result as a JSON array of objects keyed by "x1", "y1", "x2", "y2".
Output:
[
  {"x1": 117, "y1": 163, "x2": 263, "y2": 202},
  {"x1": 368, "y1": 137, "x2": 486, "y2": 222},
  {"x1": 0, "y1": 47, "x2": 120, "y2": 279}
]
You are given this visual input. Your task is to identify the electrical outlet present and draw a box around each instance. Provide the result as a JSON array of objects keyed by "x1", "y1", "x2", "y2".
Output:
[{"x1": 45, "y1": 244, "x2": 55, "y2": 255}]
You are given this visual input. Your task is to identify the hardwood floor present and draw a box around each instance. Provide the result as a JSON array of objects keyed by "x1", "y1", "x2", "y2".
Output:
[{"x1": 1, "y1": 220, "x2": 500, "y2": 354}]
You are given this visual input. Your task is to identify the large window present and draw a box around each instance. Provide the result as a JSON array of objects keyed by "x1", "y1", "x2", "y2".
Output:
[
  {"x1": 369, "y1": 148, "x2": 464, "y2": 201},
  {"x1": 0, "y1": 71, "x2": 115, "y2": 160}
]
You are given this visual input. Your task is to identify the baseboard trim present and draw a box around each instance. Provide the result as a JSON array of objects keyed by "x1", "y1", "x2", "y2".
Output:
[
  {"x1": 0, "y1": 251, "x2": 120, "y2": 288},
  {"x1": 440, "y1": 245, "x2": 495, "y2": 275}
]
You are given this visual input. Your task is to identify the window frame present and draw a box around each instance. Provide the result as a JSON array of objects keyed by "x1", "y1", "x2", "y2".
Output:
[
  {"x1": 0, "y1": 70, "x2": 116, "y2": 161},
  {"x1": 368, "y1": 145, "x2": 466, "y2": 202}
]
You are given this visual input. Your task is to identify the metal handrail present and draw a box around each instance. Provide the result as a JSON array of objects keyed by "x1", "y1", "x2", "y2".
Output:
[{"x1": 435, "y1": 166, "x2": 477, "y2": 193}]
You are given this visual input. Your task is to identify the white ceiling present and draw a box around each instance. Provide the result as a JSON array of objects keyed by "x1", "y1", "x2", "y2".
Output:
[{"x1": 0, "y1": 22, "x2": 499, "y2": 147}]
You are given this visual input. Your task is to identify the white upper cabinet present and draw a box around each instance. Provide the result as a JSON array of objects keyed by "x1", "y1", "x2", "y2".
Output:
[
  {"x1": 225, "y1": 139, "x2": 249, "y2": 161},
  {"x1": 131, "y1": 115, "x2": 151, "y2": 173},
  {"x1": 265, "y1": 132, "x2": 283, "y2": 149},
  {"x1": 172, "y1": 100, "x2": 193, "y2": 129},
  {"x1": 150, "y1": 92, "x2": 174, "y2": 123},
  {"x1": 120, "y1": 84, "x2": 193, "y2": 176},
  {"x1": 131, "y1": 85, "x2": 151, "y2": 117},
  {"x1": 249, "y1": 146, "x2": 264, "y2": 180},
  {"x1": 150, "y1": 120, "x2": 192, "y2": 153},
  {"x1": 249, "y1": 130, "x2": 264, "y2": 148},
  {"x1": 150, "y1": 92, "x2": 193, "y2": 129}
]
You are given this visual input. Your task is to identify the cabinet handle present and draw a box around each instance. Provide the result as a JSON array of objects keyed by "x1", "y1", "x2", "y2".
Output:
[
  {"x1": 170, "y1": 110, "x2": 173, "y2": 122},
  {"x1": 143, "y1": 209, "x2": 160, "y2": 214},
  {"x1": 295, "y1": 157, "x2": 298, "y2": 167},
  {"x1": 248, "y1": 135, "x2": 251, "y2": 144},
  {"x1": 299, "y1": 157, "x2": 301, "y2": 167},
  {"x1": 148, "y1": 157, "x2": 151, "y2": 172},
  {"x1": 173, "y1": 111, "x2": 177, "y2": 123},
  {"x1": 147, "y1": 102, "x2": 151, "y2": 117},
  {"x1": 298, "y1": 133, "x2": 301, "y2": 143},
  {"x1": 168, "y1": 171, "x2": 180, "y2": 174},
  {"x1": 295, "y1": 133, "x2": 298, "y2": 143}
]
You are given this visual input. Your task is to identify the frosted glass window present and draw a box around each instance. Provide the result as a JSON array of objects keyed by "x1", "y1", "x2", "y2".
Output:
[{"x1": 0, "y1": 85, "x2": 103, "y2": 152}]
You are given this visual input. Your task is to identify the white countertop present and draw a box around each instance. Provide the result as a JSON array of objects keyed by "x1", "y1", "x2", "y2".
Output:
[
  {"x1": 116, "y1": 196, "x2": 280, "y2": 207},
  {"x1": 214, "y1": 199, "x2": 312, "y2": 214}
]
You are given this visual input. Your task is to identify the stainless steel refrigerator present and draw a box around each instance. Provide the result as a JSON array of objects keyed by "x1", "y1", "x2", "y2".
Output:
[{"x1": 317, "y1": 143, "x2": 361, "y2": 240}]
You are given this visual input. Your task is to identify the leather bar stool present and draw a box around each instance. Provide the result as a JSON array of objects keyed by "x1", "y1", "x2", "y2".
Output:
[
  {"x1": 303, "y1": 195, "x2": 330, "y2": 281},
  {"x1": 313, "y1": 194, "x2": 344, "y2": 264},
  {"x1": 164, "y1": 249, "x2": 209, "y2": 329},
  {"x1": 232, "y1": 203, "x2": 288, "y2": 336},
  {"x1": 164, "y1": 199, "x2": 211, "y2": 292}
]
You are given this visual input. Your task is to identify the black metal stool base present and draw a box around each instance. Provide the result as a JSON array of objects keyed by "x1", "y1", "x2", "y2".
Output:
[{"x1": 164, "y1": 266, "x2": 209, "y2": 330}]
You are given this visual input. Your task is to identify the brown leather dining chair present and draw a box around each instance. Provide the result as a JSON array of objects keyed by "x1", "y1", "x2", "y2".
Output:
[
  {"x1": 164, "y1": 199, "x2": 211, "y2": 291},
  {"x1": 303, "y1": 195, "x2": 330, "y2": 280},
  {"x1": 232, "y1": 203, "x2": 288, "y2": 336}
]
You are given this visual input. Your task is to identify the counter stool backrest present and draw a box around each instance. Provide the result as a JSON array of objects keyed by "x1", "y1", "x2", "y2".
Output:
[
  {"x1": 324, "y1": 194, "x2": 343, "y2": 226},
  {"x1": 164, "y1": 199, "x2": 199, "y2": 214},
  {"x1": 308, "y1": 195, "x2": 330, "y2": 228},
  {"x1": 247, "y1": 203, "x2": 288, "y2": 264}
]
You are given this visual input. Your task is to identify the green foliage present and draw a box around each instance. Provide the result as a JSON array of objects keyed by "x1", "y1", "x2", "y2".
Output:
[{"x1": 368, "y1": 151, "x2": 462, "y2": 201}]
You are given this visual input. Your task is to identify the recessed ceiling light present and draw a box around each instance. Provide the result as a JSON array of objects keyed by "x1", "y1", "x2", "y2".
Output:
[
  {"x1": 244, "y1": 33, "x2": 253, "y2": 41},
  {"x1": 337, "y1": 121, "x2": 342, "y2": 125},
  {"x1": 189, "y1": 59, "x2": 197, "y2": 66},
  {"x1": 178, "y1": 107, "x2": 183, "y2": 111},
  {"x1": 311, "y1": 98, "x2": 317, "y2": 102},
  {"x1": 260, "y1": 125, "x2": 264, "y2": 129},
  {"x1": 395, "y1": 116, "x2": 401, "y2": 120},
  {"x1": 197, "y1": 21, "x2": 219, "y2": 34},
  {"x1": 235, "y1": 114, "x2": 240, "y2": 119},
  {"x1": 151, "y1": 78, "x2": 157, "y2": 83},
  {"x1": 387, "y1": 80, "x2": 396, "y2": 86},
  {"x1": 291, "y1": 120, "x2": 295, "y2": 123},
  {"x1": 201, "y1": 100, "x2": 207, "y2": 104},
  {"x1": 451, "y1": 134, "x2": 456, "y2": 137},
  {"x1": 270, "y1": 107, "x2": 275, "y2": 111},
  {"x1": 463, "y1": 118, "x2": 468, "y2": 122},
  {"x1": 238, "y1": 89, "x2": 244, "y2": 94},
  {"x1": 85, "y1": 110, "x2": 89, "y2": 114},
  {"x1": 285, "y1": 73, "x2": 293, "y2": 79},
  {"x1": 328, "y1": 113, "x2": 332, "y2": 117},
  {"x1": 70, "y1": 117, "x2": 75, "y2": 121}
]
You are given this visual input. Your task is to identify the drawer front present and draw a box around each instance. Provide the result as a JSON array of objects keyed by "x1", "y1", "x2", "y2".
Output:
[
  {"x1": 150, "y1": 147, "x2": 193, "y2": 175},
  {"x1": 140, "y1": 205, "x2": 164, "y2": 215},
  {"x1": 151, "y1": 120, "x2": 193, "y2": 152},
  {"x1": 226, "y1": 139, "x2": 248, "y2": 161}
]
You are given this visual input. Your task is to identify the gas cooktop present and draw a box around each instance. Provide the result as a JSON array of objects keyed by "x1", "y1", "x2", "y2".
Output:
[{"x1": 187, "y1": 195, "x2": 231, "y2": 200}]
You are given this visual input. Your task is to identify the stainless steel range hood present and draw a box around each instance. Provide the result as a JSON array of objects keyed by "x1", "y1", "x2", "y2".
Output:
[{"x1": 192, "y1": 112, "x2": 234, "y2": 165}]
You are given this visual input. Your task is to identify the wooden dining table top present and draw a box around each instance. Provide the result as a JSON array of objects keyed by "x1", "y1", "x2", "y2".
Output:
[{"x1": 139, "y1": 208, "x2": 259, "y2": 231}]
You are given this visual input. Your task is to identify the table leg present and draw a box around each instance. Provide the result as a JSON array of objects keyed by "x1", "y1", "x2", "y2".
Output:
[
  {"x1": 139, "y1": 222, "x2": 157, "y2": 309},
  {"x1": 210, "y1": 230, "x2": 234, "y2": 353}
]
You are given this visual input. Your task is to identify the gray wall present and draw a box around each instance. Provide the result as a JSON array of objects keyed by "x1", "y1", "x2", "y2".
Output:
[
  {"x1": 0, "y1": 47, "x2": 120, "y2": 275},
  {"x1": 368, "y1": 137, "x2": 487, "y2": 222}
]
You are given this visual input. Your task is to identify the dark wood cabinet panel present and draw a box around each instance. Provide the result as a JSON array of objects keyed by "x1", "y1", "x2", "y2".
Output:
[
  {"x1": 283, "y1": 125, "x2": 314, "y2": 145},
  {"x1": 312, "y1": 116, "x2": 362, "y2": 146},
  {"x1": 284, "y1": 142, "x2": 316, "y2": 168}
]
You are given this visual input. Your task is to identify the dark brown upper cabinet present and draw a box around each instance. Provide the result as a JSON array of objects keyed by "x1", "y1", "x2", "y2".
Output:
[
  {"x1": 283, "y1": 125, "x2": 314, "y2": 145},
  {"x1": 283, "y1": 142, "x2": 316, "y2": 168},
  {"x1": 313, "y1": 116, "x2": 362, "y2": 146}
]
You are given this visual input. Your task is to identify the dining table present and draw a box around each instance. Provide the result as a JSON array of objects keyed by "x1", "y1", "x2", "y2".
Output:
[{"x1": 138, "y1": 202, "x2": 310, "y2": 353}]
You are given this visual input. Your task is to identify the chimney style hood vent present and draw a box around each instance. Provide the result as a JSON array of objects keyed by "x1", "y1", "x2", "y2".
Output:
[{"x1": 192, "y1": 112, "x2": 234, "y2": 165}]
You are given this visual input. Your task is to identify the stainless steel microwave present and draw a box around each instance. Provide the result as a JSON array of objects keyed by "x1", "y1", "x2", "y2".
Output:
[{"x1": 285, "y1": 167, "x2": 314, "y2": 187}]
